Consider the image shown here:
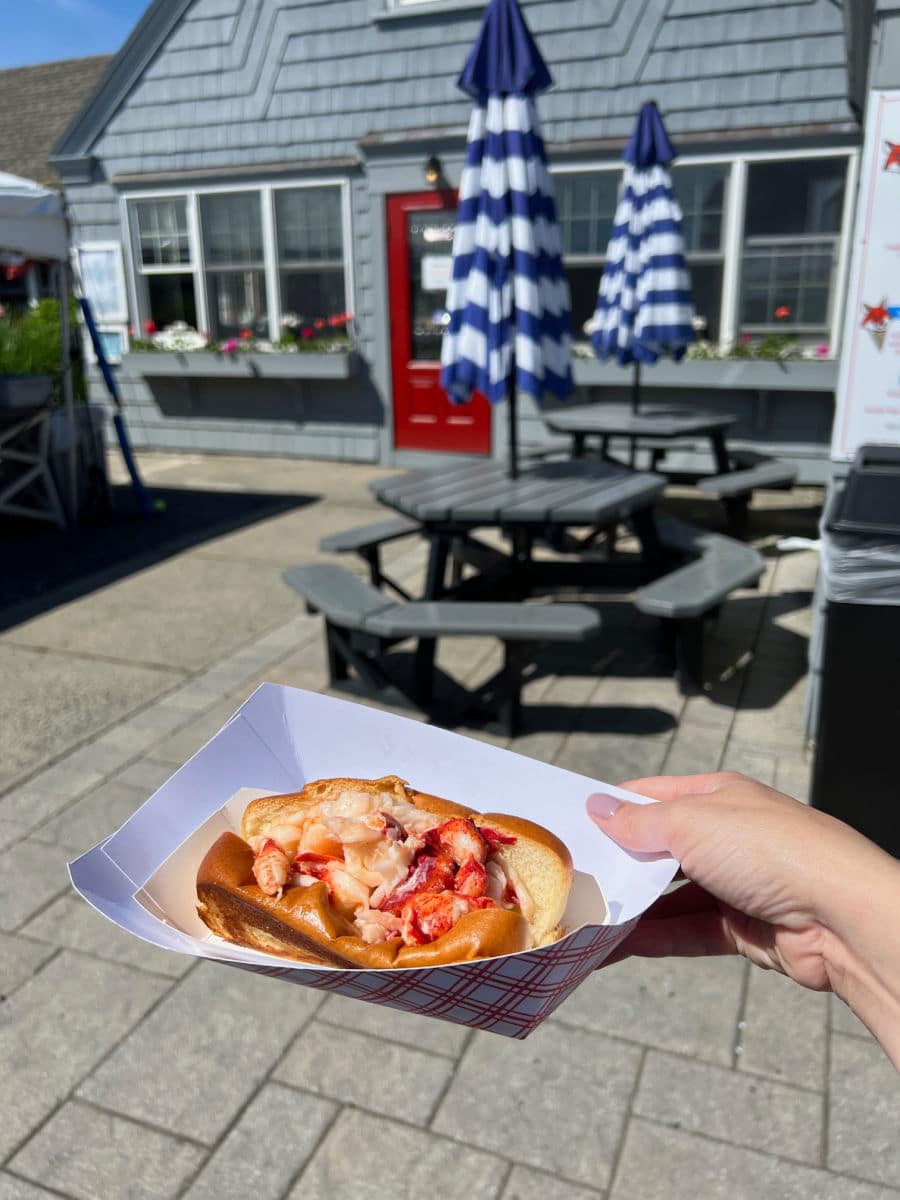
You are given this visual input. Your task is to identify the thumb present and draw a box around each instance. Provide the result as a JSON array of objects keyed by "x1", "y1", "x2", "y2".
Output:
[{"x1": 586, "y1": 793, "x2": 675, "y2": 855}]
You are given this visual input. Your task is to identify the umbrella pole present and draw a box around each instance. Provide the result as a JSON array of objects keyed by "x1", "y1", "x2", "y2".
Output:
[
  {"x1": 631, "y1": 359, "x2": 641, "y2": 414},
  {"x1": 507, "y1": 349, "x2": 519, "y2": 480}
]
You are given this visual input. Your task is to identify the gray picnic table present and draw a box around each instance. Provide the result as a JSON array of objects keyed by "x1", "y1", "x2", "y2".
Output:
[
  {"x1": 371, "y1": 456, "x2": 667, "y2": 600},
  {"x1": 543, "y1": 403, "x2": 737, "y2": 474}
]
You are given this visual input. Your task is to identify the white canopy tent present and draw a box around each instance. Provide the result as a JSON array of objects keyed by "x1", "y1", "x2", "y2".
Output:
[
  {"x1": 0, "y1": 172, "x2": 69, "y2": 261},
  {"x1": 0, "y1": 171, "x2": 76, "y2": 522}
]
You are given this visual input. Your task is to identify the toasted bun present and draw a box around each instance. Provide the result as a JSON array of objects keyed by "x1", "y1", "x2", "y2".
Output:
[{"x1": 197, "y1": 777, "x2": 572, "y2": 969}]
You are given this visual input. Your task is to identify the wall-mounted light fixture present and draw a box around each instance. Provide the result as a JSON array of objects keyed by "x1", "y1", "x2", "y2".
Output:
[{"x1": 424, "y1": 155, "x2": 444, "y2": 186}]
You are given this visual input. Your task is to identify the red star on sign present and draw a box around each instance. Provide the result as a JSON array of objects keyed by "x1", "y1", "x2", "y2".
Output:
[
  {"x1": 885, "y1": 142, "x2": 900, "y2": 170},
  {"x1": 863, "y1": 301, "x2": 890, "y2": 327}
]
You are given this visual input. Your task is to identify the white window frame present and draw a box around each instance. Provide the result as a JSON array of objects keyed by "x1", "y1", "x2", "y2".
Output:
[
  {"x1": 73, "y1": 241, "x2": 130, "y2": 364},
  {"x1": 120, "y1": 178, "x2": 354, "y2": 345},
  {"x1": 552, "y1": 145, "x2": 858, "y2": 350}
]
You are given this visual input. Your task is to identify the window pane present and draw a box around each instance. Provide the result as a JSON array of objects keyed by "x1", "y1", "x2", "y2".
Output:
[
  {"x1": 280, "y1": 268, "x2": 346, "y2": 327},
  {"x1": 275, "y1": 186, "x2": 343, "y2": 262},
  {"x1": 745, "y1": 158, "x2": 846, "y2": 237},
  {"x1": 147, "y1": 274, "x2": 196, "y2": 328},
  {"x1": 556, "y1": 172, "x2": 619, "y2": 258},
  {"x1": 687, "y1": 260, "x2": 723, "y2": 341},
  {"x1": 566, "y1": 263, "x2": 604, "y2": 336},
  {"x1": 199, "y1": 192, "x2": 263, "y2": 266},
  {"x1": 672, "y1": 164, "x2": 728, "y2": 253},
  {"x1": 739, "y1": 238, "x2": 837, "y2": 331},
  {"x1": 134, "y1": 199, "x2": 190, "y2": 267},
  {"x1": 205, "y1": 269, "x2": 267, "y2": 339}
]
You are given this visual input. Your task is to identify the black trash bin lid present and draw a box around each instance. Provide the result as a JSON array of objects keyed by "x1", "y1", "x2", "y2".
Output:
[{"x1": 827, "y1": 445, "x2": 900, "y2": 537}]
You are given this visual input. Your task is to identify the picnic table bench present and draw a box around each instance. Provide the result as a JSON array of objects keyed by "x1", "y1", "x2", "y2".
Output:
[
  {"x1": 284, "y1": 561, "x2": 600, "y2": 735},
  {"x1": 634, "y1": 515, "x2": 765, "y2": 687}
]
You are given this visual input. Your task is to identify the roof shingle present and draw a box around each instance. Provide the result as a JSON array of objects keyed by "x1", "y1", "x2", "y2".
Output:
[{"x1": 0, "y1": 55, "x2": 114, "y2": 185}]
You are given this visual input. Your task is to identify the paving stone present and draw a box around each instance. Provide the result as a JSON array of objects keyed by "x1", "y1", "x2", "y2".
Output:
[
  {"x1": 0, "y1": 951, "x2": 168, "y2": 1161},
  {"x1": 0, "y1": 818, "x2": 29, "y2": 852},
  {"x1": 182, "y1": 1082, "x2": 335, "y2": 1200},
  {"x1": 0, "y1": 764, "x2": 105, "y2": 831},
  {"x1": 432, "y1": 1022, "x2": 640, "y2": 1189},
  {"x1": 661, "y1": 725, "x2": 729, "y2": 776},
  {"x1": 737, "y1": 968, "x2": 828, "y2": 1091},
  {"x1": 112, "y1": 758, "x2": 178, "y2": 793},
  {"x1": 635, "y1": 1050, "x2": 822, "y2": 1164},
  {"x1": 0, "y1": 838, "x2": 76, "y2": 931},
  {"x1": 501, "y1": 1165, "x2": 604, "y2": 1199},
  {"x1": 6, "y1": 557, "x2": 299, "y2": 674},
  {"x1": 78, "y1": 961, "x2": 323, "y2": 1145},
  {"x1": 9, "y1": 1100, "x2": 205, "y2": 1200},
  {"x1": 827, "y1": 1033, "x2": 900, "y2": 1187},
  {"x1": 0, "y1": 931, "x2": 56, "y2": 998},
  {"x1": 612, "y1": 1117, "x2": 897, "y2": 1200},
  {"x1": 553, "y1": 955, "x2": 746, "y2": 1066},
  {"x1": 316, "y1": 991, "x2": 469, "y2": 1057},
  {"x1": 141, "y1": 697, "x2": 244, "y2": 767},
  {"x1": 829, "y1": 994, "x2": 875, "y2": 1041},
  {"x1": 719, "y1": 742, "x2": 779, "y2": 786},
  {"x1": 0, "y1": 1174, "x2": 58, "y2": 1199},
  {"x1": 275, "y1": 1020, "x2": 454, "y2": 1121},
  {"x1": 0, "y1": 643, "x2": 176, "y2": 792},
  {"x1": 293, "y1": 1107, "x2": 507, "y2": 1200},
  {"x1": 29, "y1": 779, "x2": 147, "y2": 855},
  {"x1": 20, "y1": 894, "x2": 192, "y2": 979},
  {"x1": 555, "y1": 731, "x2": 670, "y2": 786}
]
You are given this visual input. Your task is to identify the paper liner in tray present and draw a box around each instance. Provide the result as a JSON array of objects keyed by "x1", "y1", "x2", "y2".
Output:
[{"x1": 69, "y1": 684, "x2": 677, "y2": 1039}]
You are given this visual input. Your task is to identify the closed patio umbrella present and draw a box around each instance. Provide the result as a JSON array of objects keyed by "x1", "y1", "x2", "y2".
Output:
[
  {"x1": 591, "y1": 101, "x2": 695, "y2": 411},
  {"x1": 440, "y1": 0, "x2": 573, "y2": 479}
]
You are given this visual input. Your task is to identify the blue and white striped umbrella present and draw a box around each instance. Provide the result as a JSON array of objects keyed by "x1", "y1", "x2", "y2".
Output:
[
  {"x1": 591, "y1": 102, "x2": 695, "y2": 378},
  {"x1": 440, "y1": 0, "x2": 573, "y2": 477}
]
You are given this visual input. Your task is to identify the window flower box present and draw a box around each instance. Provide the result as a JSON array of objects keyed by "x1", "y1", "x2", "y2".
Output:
[
  {"x1": 124, "y1": 350, "x2": 359, "y2": 381},
  {"x1": 572, "y1": 356, "x2": 838, "y2": 393}
]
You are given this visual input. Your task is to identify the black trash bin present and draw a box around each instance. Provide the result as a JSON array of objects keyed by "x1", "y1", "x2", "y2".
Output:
[{"x1": 810, "y1": 445, "x2": 900, "y2": 858}]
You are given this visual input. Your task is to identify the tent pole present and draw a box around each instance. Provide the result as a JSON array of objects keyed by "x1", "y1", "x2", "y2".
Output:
[{"x1": 58, "y1": 261, "x2": 77, "y2": 524}]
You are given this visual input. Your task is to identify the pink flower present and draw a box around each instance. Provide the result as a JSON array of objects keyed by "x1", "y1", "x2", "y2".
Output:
[
  {"x1": 301, "y1": 327, "x2": 314, "y2": 339},
  {"x1": 143, "y1": 319, "x2": 157, "y2": 335},
  {"x1": 240, "y1": 328, "x2": 253, "y2": 341},
  {"x1": 222, "y1": 337, "x2": 240, "y2": 354},
  {"x1": 774, "y1": 306, "x2": 791, "y2": 319},
  {"x1": 313, "y1": 318, "x2": 326, "y2": 330},
  {"x1": 741, "y1": 332, "x2": 752, "y2": 344},
  {"x1": 815, "y1": 343, "x2": 830, "y2": 358}
]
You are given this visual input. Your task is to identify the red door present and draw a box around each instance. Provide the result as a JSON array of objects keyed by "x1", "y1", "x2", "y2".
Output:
[{"x1": 387, "y1": 191, "x2": 491, "y2": 454}]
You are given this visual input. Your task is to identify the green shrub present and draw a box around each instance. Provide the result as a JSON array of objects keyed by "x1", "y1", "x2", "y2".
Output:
[{"x1": 0, "y1": 299, "x2": 86, "y2": 403}]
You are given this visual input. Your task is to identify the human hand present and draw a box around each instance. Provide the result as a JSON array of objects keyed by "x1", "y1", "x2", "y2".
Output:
[{"x1": 587, "y1": 772, "x2": 900, "y2": 1068}]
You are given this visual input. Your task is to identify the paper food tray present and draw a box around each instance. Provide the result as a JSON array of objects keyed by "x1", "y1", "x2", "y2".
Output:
[{"x1": 69, "y1": 684, "x2": 678, "y2": 1039}]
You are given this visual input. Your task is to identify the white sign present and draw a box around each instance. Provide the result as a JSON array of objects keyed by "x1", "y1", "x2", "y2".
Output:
[
  {"x1": 833, "y1": 90, "x2": 900, "y2": 460},
  {"x1": 421, "y1": 253, "x2": 453, "y2": 293},
  {"x1": 76, "y1": 243, "x2": 128, "y2": 323}
]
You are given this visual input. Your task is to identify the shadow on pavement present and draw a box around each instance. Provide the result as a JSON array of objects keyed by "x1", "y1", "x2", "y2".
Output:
[{"x1": 0, "y1": 483, "x2": 318, "y2": 633}]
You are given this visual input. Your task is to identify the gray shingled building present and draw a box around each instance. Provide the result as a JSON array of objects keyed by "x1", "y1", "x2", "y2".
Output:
[{"x1": 50, "y1": 1, "x2": 891, "y2": 478}]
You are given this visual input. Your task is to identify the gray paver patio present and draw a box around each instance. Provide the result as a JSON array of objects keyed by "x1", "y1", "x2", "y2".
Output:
[{"x1": 1, "y1": 451, "x2": 897, "y2": 1200}]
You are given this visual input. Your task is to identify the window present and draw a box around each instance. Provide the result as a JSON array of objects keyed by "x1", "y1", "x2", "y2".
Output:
[
  {"x1": 672, "y1": 163, "x2": 728, "y2": 341},
  {"x1": 555, "y1": 152, "x2": 852, "y2": 350},
  {"x1": 126, "y1": 183, "x2": 349, "y2": 342},
  {"x1": 131, "y1": 197, "x2": 196, "y2": 329},
  {"x1": 555, "y1": 172, "x2": 619, "y2": 335},
  {"x1": 739, "y1": 158, "x2": 846, "y2": 336},
  {"x1": 200, "y1": 191, "x2": 267, "y2": 339},
  {"x1": 275, "y1": 186, "x2": 347, "y2": 323}
]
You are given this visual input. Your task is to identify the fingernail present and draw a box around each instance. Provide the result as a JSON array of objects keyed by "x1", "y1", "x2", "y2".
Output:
[{"x1": 586, "y1": 793, "x2": 622, "y2": 821}]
